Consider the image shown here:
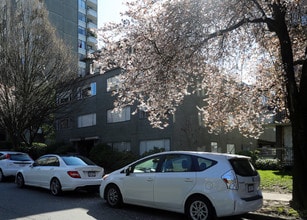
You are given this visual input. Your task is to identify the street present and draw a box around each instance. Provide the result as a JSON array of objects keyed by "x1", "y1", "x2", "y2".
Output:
[{"x1": 0, "y1": 180, "x2": 284, "y2": 220}]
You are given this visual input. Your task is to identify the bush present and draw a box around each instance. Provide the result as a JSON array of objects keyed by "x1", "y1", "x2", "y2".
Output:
[
  {"x1": 0, "y1": 141, "x2": 13, "y2": 150},
  {"x1": 237, "y1": 150, "x2": 259, "y2": 165},
  {"x1": 89, "y1": 144, "x2": 138, "y2": 173},
  {"x1": 255, "y1": 158, "x2": 282, "y2": 170},
  {"x1": 45, "y1": 142, "x2": 75, "y2": 155},
  {"x1": 16, "y1": 142, "x2": 48, "y2": 159}
]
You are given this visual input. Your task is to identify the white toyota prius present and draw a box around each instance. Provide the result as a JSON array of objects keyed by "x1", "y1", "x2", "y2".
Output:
[{"x1": 100, "y1": 151, "x2": 263, "y2": 220}]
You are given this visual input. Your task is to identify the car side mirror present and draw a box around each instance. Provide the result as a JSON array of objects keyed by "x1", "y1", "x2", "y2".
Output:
[
  {"x1": 126, "y1": 166, "x2": 133, "y2": 176},
  {"x1": 31, "y1": 162, "x2": 38, "y2": 167}
]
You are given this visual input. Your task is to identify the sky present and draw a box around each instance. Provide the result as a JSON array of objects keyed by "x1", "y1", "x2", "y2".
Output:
[{"x1": 97, "y1": 0, "x2": 126, "y2": 28}]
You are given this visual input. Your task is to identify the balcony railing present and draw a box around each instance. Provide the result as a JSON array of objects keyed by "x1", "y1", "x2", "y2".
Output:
[
  {"x1": 87, "y1": 8, "x2": 97, "y2": 20},
  {"x1": 87, "y1": 0, "x2": 97, "y2": 10}
]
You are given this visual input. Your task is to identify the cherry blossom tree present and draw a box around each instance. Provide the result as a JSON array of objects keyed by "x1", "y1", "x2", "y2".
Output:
[
  {"x1": 96, "y1": 0, "x2": 307, "y2": 215},
  {"x1": 0, "y1": 0, "x2": 77, "y2": 148}
]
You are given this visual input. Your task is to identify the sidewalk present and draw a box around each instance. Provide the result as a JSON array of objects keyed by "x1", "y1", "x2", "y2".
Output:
[{"x1": 263, "y1": 192, "x2": 292, "y2": 202}]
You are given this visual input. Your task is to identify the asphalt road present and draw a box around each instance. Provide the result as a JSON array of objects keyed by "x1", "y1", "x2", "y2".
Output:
[{"x1": 0, "y1": 179, "x2": 287, "y2": 220}]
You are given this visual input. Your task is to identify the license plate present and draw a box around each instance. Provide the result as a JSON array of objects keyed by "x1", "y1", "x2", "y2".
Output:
[
  {"x1": 247, "y1": 184, "x2": 254, "y2": 192},
  {"x1": 88, "y1": 171, "x2": 96, "y2": 177}
]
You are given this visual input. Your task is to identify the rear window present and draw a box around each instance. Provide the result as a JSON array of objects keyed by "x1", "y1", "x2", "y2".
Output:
[
  {"x1": 10, "y1": 154, "x2": 32, "y2": 161},
  {"x1": 229, "y1": 158, "x2": 258, "y2": 176},
  {"x1": 61, "y1": 156, "x2": 96, "y2": 166}
]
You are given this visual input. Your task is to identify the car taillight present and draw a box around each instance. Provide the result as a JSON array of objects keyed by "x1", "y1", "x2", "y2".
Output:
[
  {"x1": 5, "y1": 154, "x2": 10, "y2": 159},
  {"x1": 222, "y1": 170, "x2": 238, "y2": 190},
  {"x1": 67, "y1": 171, "x2": 81, "y2": 178}
]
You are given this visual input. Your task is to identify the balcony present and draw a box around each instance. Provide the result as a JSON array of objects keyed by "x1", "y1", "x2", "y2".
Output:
[
  {"x1": 87, "y1": 0, "x2": 97, "y2": 10},
  {"x1": 87, "y1": 36, "x2": 97, "y2": 49},
  {"x1": 87, "y1": 8, "x2": 97, "y2": 21},
  {"x1": 87, "y1": 21, "x2": 97, "y2": 29}
]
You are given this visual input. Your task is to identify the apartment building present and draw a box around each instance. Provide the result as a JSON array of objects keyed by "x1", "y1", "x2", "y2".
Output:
[{"x1": 55, "y1": 66, "x2": 270, "y2": 156}]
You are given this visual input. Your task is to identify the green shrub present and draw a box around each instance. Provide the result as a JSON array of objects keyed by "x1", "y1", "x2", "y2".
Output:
[
  {"x1": 16, "y1": 142, "x2": 48, "y2": 159},
  {"x1": 255, "y1": 158, "x2": 281, "y2": 170},
  {"x1": 89, "y1": 144, "x2": 138, "y2": 173},
  {"x1": 45, "y1": 142, "x2": 75, "y2": 155},
  {"x1": 237, "y1": 150, "x2": 259, "y2": 165},
  {"x1": 0, "y1": 141, "x2": 13, "y2": 150}
]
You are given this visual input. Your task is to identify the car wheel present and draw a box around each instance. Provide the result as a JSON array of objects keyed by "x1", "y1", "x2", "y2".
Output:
[
  {"x1": 0, "y1": 169, "x2": 4, "y2": 182},
  {"x1": 186, "y1": 195, "x2": 215, "y2": 220},
  {"x1": 105, "y1": 184, "x2": 123, "y2": 208},
  {"x1": 16, "y1": 173, "x2": 25, "y2": 188},
  {"x1": 50, "y1": 178, "x2": 62, "y2": 196}
]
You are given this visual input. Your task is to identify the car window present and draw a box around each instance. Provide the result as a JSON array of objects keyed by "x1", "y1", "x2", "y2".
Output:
[
  {"x1": 61, "y1": 156, "x2": 96, "y2": 166},
  {"x1": 229, "y1": 158, "x2": 258, "y2": 176},
  {"x1": 9, "y1": 154, "x2": 32, "y2": 161},
  {"x1": 35, "y1": 156, "x2": 50, "y2": 166},
  {"x1": 133, "y1": 156, "x2": 161, "y2": 173},
  {"x1": 162, "y1": 154, "x2": 192, "y2": 172},
  {"x1": 34, "y1": 156, "x2": 58, "y2": 166},
  {"x1": 44, "y1": 156, "x2": 59, "y2": 166},
  {"x1": 195, "y1": 157, "x2": 217, "y2": 171}
]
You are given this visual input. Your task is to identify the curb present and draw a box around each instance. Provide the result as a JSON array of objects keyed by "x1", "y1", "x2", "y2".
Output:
[{"x1": 263, "y1": 192, "x2": 292, "y2": 202}]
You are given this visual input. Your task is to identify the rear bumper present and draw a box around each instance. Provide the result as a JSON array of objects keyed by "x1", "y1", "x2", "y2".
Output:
[
  {"x1": 234, "y1": 195, "x2": 263, "y2": 214},
  {"x1": 213, "y1": 191, "x2": 263, "y2": 217},
  {"x1": 75, "y1": 185, "x2": 100, "y2": 192},
  {"x1": 61, "y1": 179, "x2": 103, "y2": 192}
]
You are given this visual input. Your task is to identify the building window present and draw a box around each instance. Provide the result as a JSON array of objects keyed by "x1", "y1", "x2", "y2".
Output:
[
  {"x1": 211, "y1": 142, "x2": 219, "y2": 153},
  {"x1": 78, "y1": 26, "x2": 86, "y2": 35},
  {"x1": 227, "y1": 144, "x2": 235, "y2": 154},
  {"x1": 57, "y1": 118, "x2": 70, "y2": 130},
  {"x1": 139, "y1": 139, "x2": 170, "y2": 155},
  {"x1": 108, "y1": 142, "x2": 131, "y2": 152},
  {"x1": 78, "y1": 0, "x2": 86, "y2": 10},
  {"x1": 107, "y1": 107, "x2": 131, "y2": 123},
  {"x1": 78, "y1": 66, "x2": 86, "y2": 76},
  {"x1": 107, "y1": 75, "x2": 121, "y2": 92},
  {"x1": 56, "y1": 91, "x2": 72, "y2": 104},
  {"x1": 78, "y1": 113, "x2": 96, "y2": 128},
  {"x1": 77, "y1": 82, "x2": 96, "y2": 99},
  {"x1": 78, "y1": 40, "x2": 86, "y2": 49},
  {"x1": 78, "y1": 12, "x2": 86, "y2": 22}
]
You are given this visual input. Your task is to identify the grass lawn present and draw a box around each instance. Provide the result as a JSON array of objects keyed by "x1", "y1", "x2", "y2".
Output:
[
  {"x1": 258, "y1": 169, "x2": 292, "y2": 193},
  {"x1": 257, "y1": 170, "x2": 300, "y2": 218}
]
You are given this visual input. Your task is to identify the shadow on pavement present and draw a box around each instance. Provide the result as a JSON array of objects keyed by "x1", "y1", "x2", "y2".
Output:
[{"x1": 239, "y1": 213, "x2": 290, "y2": 220}]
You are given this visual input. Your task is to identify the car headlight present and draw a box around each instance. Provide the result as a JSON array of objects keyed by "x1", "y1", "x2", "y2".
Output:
[{"x1": 102, "y1": 174, "x2": 109, "y2": 180}]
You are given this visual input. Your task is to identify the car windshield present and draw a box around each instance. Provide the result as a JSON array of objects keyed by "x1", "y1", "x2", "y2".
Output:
[
  {"x1": 229, "y1": 158, "x2": 258, "y2": 176},
  {"x1": 10, "y1": 154, "x2": 32, "y2": 161},
  {"x1": 61, "y1": 156, "x2": 96, "y2": 166}
]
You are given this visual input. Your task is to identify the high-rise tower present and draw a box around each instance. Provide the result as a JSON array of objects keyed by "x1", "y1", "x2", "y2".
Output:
[{"x1": 44, "y1": 0, "x2": 98, "y2": 77}]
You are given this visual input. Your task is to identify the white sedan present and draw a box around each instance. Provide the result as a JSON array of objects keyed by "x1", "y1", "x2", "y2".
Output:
[{"x1": 16, "y1": 154, "x2": 104, "y2": 195}]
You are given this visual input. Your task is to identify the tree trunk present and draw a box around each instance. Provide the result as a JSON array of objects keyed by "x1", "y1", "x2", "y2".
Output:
[
  {"x1": 291, "y1": 51, "x2": 307, "y2": 215},
  {"x1": 272, "y1": 3, "x2": 307, "y2": 215}
]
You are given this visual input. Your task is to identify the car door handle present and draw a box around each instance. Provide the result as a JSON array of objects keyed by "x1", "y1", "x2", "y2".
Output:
[
  {"x1": 146, "y1": 178, "x2": 154, "y2": 182},
  {"x1": 184, "y1": 178, "x2": 193, "y2": 182}
]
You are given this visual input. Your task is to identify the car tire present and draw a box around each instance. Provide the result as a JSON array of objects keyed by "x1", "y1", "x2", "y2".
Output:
[
  {"x1": 50, "y1": 178, "x2": 62, "y2": 196},
  {"x1": 105, "y1": 184, "x2": 123, "y2": 208},
  {"x1": 16, "y1": 173, "x2": 25, "y2": 188},
  {"x1": 185, "y1": 195, "x2": 216, "y2": 220},
  {"x1": 0, "y1": 169, "x2": 4, "y2": 182}
]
